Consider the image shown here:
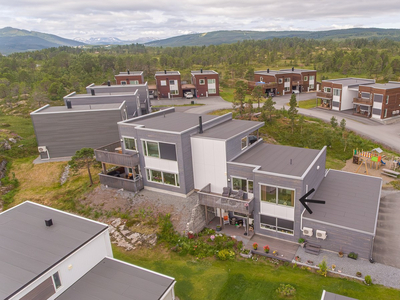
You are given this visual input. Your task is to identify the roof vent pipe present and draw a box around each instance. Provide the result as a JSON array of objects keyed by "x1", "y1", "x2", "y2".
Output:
[
  {"x1": 164, "y1": 70, "x2": 167, "y2": 74},
  {"x1": 91, "y1": 89, "x2": 95, "y2": 96},
  {"x1": 292, "y1": 67, "x2": 294, "y2": 71},
  {"x1": 107, "y1": 80, "x2": 111, "y2": 86},
  {"x1": 127, "y1": 69, "x2": 130, "y2": 74},
  {"x1": 45, "y1": 219, "x2": 53, "y2": 227},
  {"x1": 267, "y1": 68, "x2": 269, "y2": 73},
  {"x1": 199, "y1": 116, "x2": 203, "y2": 134},
  {"x1": 201, "y1": 68, "x2": 203, "y2": 73},
  {"x1": 66, "y1": 100, "x2": 72, "y2": 109}
]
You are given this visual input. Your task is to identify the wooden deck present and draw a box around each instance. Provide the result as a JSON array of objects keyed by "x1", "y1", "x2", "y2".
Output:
[
  {"x1": 95, "y1": 141, "x2": 139, "y2": 167},
  {"x1": 99, "y1": 173, "x2": 144, "y2": 192}
]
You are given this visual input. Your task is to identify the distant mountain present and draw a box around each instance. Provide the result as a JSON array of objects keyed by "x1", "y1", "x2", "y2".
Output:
[
  {"x1": 0, "y1": 27, "x2": 85, "y2": 55},
  {"x1": 145, "y1": 28, "x2": 400, "y2": 47},
  {"x1": 74, "y1": 36, "x2": 157, "y2": 45}
]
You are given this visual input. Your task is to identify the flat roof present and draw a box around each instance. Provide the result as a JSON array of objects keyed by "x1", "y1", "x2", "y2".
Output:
[
  {"x1": 280, "y1": 68, "x2": 317, "y2": 73},
  {"x1": 66, "y1": 92, "x2": 137, "y2": 99},
  {"x1": 31, "y1": 103, "x2": 123, "y2": 114},
  {"x1": 57, "y1": 257, "x2": 175, "y2": 300},
  {"x1": 323, "y1": 78, "x2": 375, "y2": 86},
  {"x1": 304, "y1": 170, "x2": 381, "y2": 235},
  {"x1": 321, "y1": 290, "x2": 357, "y2": 300},
  {"x1": 115, "y1": 71, "x2": 143, "y2": 76},
  {"x1": 363, "y1": 82, "x2": 400, "y2": 90},
  {"x1": 123, "y1": 111, "x2": 218, "y2": 133},
  {"x1": 196, "y1": 120, "x2": 263, "y2": 140},
  {"x1": 0, "y1": 201, "x2": 107, "y2": 299},
  {"x1": 182, "y1": 83, "x2": 196, "y2": 89},
  {"x1": 155, "y1": 71, "x2": 180, "y2": 76},
  {"x1": 191, "y1": 70, "x2": 218, "y2": 75},
  {"x1": 232, "y1": 143, "x2": 321, "y2": 177},
  {"x1": 255, "y1": 70, "x2": 287, "y2": 76}
]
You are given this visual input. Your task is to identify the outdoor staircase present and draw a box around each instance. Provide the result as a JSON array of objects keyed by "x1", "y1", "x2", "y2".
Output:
[{"x1": 305, "y1": 243, "x2": 321, "y2": 255}]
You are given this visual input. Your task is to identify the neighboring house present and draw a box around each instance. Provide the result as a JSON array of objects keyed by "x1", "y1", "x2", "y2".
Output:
[
  {"x1": 155, "y1": 71, "x2": 182, "y2": 98},
  {"x1": 31, "y1": 102, "x2": 127, "y2": 160},
  {"x1": 253, "y1": 67, "x2": 317, "y2": 96},
  {"x1": 0, "y1": 201, "x2": 176, "y2": 300},
  {"x1": 191, "y1": 70, "x2": 219, "y2": 97},
  {"x1": 85, "y1": 82, "x2": 152, "y2": 116},
  {"x1": 94, "y1": 108, "x2": 382, "y2": 259},
  {"x1": 317, "y1": 78, "x2": 375, "y2": 111},
  {"x1": 355, "y1": 81, "x2": 400, "y2": 119},
  {"x1": 115, "y1": 70, "x2": 145, "y2": 85}
]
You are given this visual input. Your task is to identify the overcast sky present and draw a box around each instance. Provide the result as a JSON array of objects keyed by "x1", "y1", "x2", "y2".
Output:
[{"x1": 2, "y1": 0, "x2": 400, "y2": 41}]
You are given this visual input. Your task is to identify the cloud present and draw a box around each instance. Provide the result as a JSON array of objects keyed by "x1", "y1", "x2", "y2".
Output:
[{"x1": 1, "y1": 0, "x2": 400, "y2": 40}]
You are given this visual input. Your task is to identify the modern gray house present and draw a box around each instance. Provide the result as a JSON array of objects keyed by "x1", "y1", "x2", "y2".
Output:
[
  {"x1": 31, "y1": 102, "x2": 127, "y2": 159},
  {"x1": 94, "y1": 107, "x2": 382, "y2": 259},
  {"x1": 0, "y1": 201, "x2": 176, "y2": 300}
]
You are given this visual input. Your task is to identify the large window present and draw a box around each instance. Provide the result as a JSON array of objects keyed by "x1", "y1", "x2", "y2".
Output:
[
  {"x1": 130, "y1": 80, "x2": 139, "y2": 85},
  {"x1": 333, "y1": 88, "x2": 341, "y2": 96},
  {"x1": 143, "y1": 141, "x2": 159, "y2": 158},
  {"x1": 284, "y1": 78, "x2": 290, "y2": 82},
  {"x1": 146, "y1": 169, "x2": 179, "y2": 186},
  {"x1": 309, "y1": 75, "x2": 315, "y2": 81},
  {"x1": 324, "y1": 87, "x2": 332, "y2": 93},
  {"x1": 284, "y1": 87, "x2": 290, "y2": 92},
  {"x1": 207, "y1": 79, "x2": 216, "y2": 84},
  {"x1": 232, "y1": 177, "x2": 253, "y2": 193},
  {"x1": 260, "y1": 215, "x2": 294, "y2": 235},
  {"x1": 124, "y1": 137, "x2": 136, "y2": 151},
  {"x1": 241, "y1": 136, "x2": 248, "y2": 150},
  {"x1": 170, "y1": 90, "x2": 179, "y2": 95},
  {"x1": 208, "y1": 88, "x2": 216, "y2": 94},
  {"x1": 260, "y1": 184, "x2": 294, "y2": 206}
]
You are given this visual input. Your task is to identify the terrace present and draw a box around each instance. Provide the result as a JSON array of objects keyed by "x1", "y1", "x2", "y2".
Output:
[
  {"x1": 353, "y1": 97, "x2": 373, "y2": 106},
  {"x1": 316, "y1": 91, "x2": 333, "y2": 99},
  {"x1": 95, "y1": 141, "x2": 139, "y2": 167}
]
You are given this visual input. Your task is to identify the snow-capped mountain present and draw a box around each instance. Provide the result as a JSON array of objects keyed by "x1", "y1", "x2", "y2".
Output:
[{"x1": 73, "y1": 36, "x2": 156, "y2": 45}]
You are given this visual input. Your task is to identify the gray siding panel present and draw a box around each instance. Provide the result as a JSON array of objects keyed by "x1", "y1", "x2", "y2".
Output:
[
  {"x1": 373, "y1": 94, "x2": 383, "y2": 103},
  {"x1": 373, "y1": 108, "x2": 382, "y2": 115},
  {"x1": 332, "y1": 101, "x2": 339, "y2": 107},
  {"x1": 32, "y1": 109, "x2": 123, "y2": 158},
  {"x1": 302, "y1": 219, "x2": 373, "y2": 259}
]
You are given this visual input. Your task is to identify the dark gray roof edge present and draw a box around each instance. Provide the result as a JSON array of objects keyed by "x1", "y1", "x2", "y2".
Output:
[
  {"x1": 228, "y1": 138, "x2": 264, "y2": 162},
  {"x1": 30, "y1": 102, "x2": 126, "y2": 115},
  {"x1": 300, "y1": 146, "x2": 327, "y2": 179},
  {"x1": 225, "y1": 122, "x2": 264, "y2": 142},
  {"x1": 3, "y1": 201, "x2": 109, "y2": 300},
  {"x1": 30, "y1": 104, "x2": 50, "y2": 115}
]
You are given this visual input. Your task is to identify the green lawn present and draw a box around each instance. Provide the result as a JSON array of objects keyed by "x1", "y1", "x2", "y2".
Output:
[
  {"x1": 114, "y1": 246, "x2": 400, "y2": 300},
  {"x1": 220, "y1": 87, "x2": 253, "y2": 103},
  {"x1": 297, "y1": 98, "x2": 321, "y2": 109}
]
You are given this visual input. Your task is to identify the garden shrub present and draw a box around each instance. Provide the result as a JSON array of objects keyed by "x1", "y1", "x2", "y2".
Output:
[
  {"x1": 276, "y1": 284, "x2": 296, "y2": 296},
  {"x1": 365, "y1": 275, "x2": 372, "y2": 285},
  {"x1": 217, "y1": 249, "x2": 235, "y2": 261}
]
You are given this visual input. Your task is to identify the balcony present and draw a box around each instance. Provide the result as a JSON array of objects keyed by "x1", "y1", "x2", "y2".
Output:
[
  {"x1": 99, "y1": 173, "x2": 144, "y2": 192},
  {"x1": 198, "y1": 184, "x2": 254, "y2": 215},
  {"x1": 292, "y1": 80, "x2": 303, "y2": 86},
  {"x1": 95, "y1": 141, "x2": 139, "y2": 167},
  {"x1": 353, "y1": 97, "x2": 373, "y2": 106},
  {"x1": 248, "y1": 81, "x2": 277, "y2": 89},
  {"x1": 316, "y1": 91, "x2": 333, "y2": 99}
]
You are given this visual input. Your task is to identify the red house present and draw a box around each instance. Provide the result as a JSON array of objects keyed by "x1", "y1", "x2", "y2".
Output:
[
  {"x1": 155, "y1": 70, "x2": 182, "y2": 98},
  {"x1": 191, "y1": 70, "x2": 219, "y2": 97},
  {"x1": 115, "y1": 70, "x2": 144, "y2": 85}
]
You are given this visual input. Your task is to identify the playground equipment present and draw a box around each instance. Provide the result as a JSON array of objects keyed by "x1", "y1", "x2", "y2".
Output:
[{"x1": 353, "y1": 149, "x2": 383, "y2": 173}]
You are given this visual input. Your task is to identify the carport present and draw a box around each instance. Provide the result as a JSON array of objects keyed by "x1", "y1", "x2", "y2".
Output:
[{"x1": 181, "y1": 83, "x2": 195, "y2": 97}]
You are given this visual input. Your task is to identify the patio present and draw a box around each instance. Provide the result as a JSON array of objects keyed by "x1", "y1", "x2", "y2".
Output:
[
  {"x1": 248, "y1": 234, "x2": 299, "y2": 262},
  {"x1": 206, "y1": 217, "x2": 253, "y2": 246}
]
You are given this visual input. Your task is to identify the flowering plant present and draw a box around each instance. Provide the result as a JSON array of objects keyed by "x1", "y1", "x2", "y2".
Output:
[
  {"x1": 273, "y1": 250, "x2": 278, "y2": 256},
  {"x1": 253, "y1": 242, "x2": 258, "y2": 250},
  {"x1": 210, "y1": 235, "x2": 215, "y2": 241},
  {"x1": 263, "y1": 245, "x2": 270, "y2": 253}
]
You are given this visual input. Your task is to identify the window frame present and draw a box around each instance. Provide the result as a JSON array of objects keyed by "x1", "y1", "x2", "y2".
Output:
[
  {"x1": 142, "y1": 140, "x2": 160, "y2": 158},
  {"x1": 231, "y1": 176, "x2": 253, "y2": 193},
  {"x1": 303, "y1": 76, "x2": 308, "y2": 81},
  {"x1": 333, "y1": 88, "x2": 341, "y2": 96},
  {"x1": 278, "y1": 78, "x2": 283, "y2": 84},
  {"x1": 386, "y1": 95, "x2": 389, "y2": 104},
  {"x1": 170, "y1": 89, "x2": 179, "y2": 95},
  {"x1": 130, "y1": 80, "x2": 139, "y2": 85},
  {"x1": 122, "y1": 136, "x2": 137, "y2": 151},
  {"x1": 324, "y1": 87, "x2": 332, "y2": 93},
  {"x1": 309, "y1": 75, "x2": 315, "y2": 81},
  {"x1": 52, "y1": 272, "x2": 62, "y2": 290},
  {"x1": 199, "y1": 79, "x2": 205, "y2": 85},
  {"x1": 121, "y1": 81, "x2": 127, "y2": 85},
  {"x1": 259, "y1": 183, "x2": 295, "y2": 207},
  {"x1": 146, "y1": 168, "x2": 180, "y2": 187},
  {"x1": 160, "y1": 80, "x2": 167, "y2": 86},
  {"x1": 284, "y1": 78, "x2": 290, "y2": 83},
  {"x1": 260, "y1": 214, "x2": 294, "y2": 235},
  {"x1": 207, "y1": 78, "x2": 216, "y2": 84},
  {"x1": 208, "y1": 88, "x2": 216, "y2": 94}
]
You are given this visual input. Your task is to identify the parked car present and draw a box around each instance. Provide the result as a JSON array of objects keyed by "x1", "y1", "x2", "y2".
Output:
[
  {"x1": 184, "y1": 92, "x2": 194, "y2": 99},
  {"x1": 292, "y1": 90, "x2": 300, "y2": 94}
]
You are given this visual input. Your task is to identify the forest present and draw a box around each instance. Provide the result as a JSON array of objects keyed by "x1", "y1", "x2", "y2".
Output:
[{"x1": 1, "y1": 37, "x2": 400, "y2": 113}]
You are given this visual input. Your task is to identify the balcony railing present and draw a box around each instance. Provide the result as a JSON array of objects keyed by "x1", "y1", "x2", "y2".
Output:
[
  {"x1": 292, "y1": 80, "x2": 303, "y2": 86},
  {"x1": 99, "y1": 174, "x2": 144, "y2": 192},
  {"x1": 353, "y1": 97, "x2": 373, "y2": 106},
  {"x1": 95, "y1": 141, "x2": 139, "y2": 167},
  {"x1": 316, "y1": 91, "x2": 333, "y2": 99},
  {"x1": 198, "y1": 184, "x2": 254, "y2": 215},
  {"x1": 248, "y1": 81, "x2": 277, "y2": 89}
]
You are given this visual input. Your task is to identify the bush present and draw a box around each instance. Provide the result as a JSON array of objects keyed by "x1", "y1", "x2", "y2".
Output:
[
  {"x1": 348, "y1": 252, "x2": 358, "y2": 260},
  {"x1": 276, "y1": 284, "x2": 296, "y2": 296},
  {"x1": 217, "y1": 249, "x2": 235, "y2": 261},
  {"x1": 317, "y1": 259, "x2": 328, "y2": 277},
  {"x1": 298, "y1": 238, "x2": 305, "y2": 243},
  {"x1": 365, "y1": 275, "x2": 372, "y2": 285}
]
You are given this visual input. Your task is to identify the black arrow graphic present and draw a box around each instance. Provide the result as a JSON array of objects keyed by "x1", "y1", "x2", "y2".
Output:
[{"x1": 299, "y1": 188, "x2": 325, "y2": 214}]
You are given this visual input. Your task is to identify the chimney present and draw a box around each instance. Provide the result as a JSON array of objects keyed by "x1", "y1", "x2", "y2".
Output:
[
  {"x1": 164, "y1": 70, "x2": 167, "y2": 74},
  {"x1": 267, "y1": 69, "x2": 269, "y2": 73},
  {"x1": 91, "y1": 89, "x2": 95, "y2": 96},
  {"x1": 201, "y1": 68, "x2": 203, "y2": 73},
  {"x1": 45, "y1": 219, "x2": 53, "y2": 227},
  {"x1": 292, "y1": 67, "x2": 294, "y2": 71},
  {"x1": 66, "y1": 100, "x2": 72, "y2": 109},
  {"x1": 127, "y1": 69, "x2": 130, "y2": 74},
  {"x1": 198, "y1": 116, "x2": 203, "y2": 134},
  {"x1": 107, "y1": 80, "x2": 111, "y2": 86}
]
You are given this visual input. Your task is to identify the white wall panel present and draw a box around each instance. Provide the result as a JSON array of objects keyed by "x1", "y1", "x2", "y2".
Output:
[{"x1": 144, "y1": 156, "x2": 178, "y2": 173}]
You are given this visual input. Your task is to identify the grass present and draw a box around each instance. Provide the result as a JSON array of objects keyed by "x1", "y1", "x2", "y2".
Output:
[
  {"x1": 113, "y1": 246, "x2": 400, "y2": 300},
  {"x1": 297, "y1": 98, "x2": 321, "y2": 109},
  {"x1": 220, "y1": 87, "x2": 254, "y2": 103}
]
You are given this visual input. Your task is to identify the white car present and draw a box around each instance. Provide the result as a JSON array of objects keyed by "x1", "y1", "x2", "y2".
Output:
[
  {"x1": 184, "y1": 92, "x2": 194, "y2": 99},
  {"x1": 292, "y1": 90, "x2": 300, "y2": 94}
]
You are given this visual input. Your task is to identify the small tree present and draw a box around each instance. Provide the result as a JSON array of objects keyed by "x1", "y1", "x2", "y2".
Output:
[
  {"x1": 340, "y1": 118, "x2": 346, "y2": 131},
  {"x1": 251, "y1": 85, "x2": 263, "y2": 110},
  {"x1": 69, "y1": 148, "x2": 97, "y2": 185},
  {"x1": 330, "y1": 116, "x2": 338, "y2": 129},
  {"x1": 263, "y1": 96, "x2": 276, "y2": 122},
  {"x1": 288, "y1": 94, "x2": 298, "y2": 134},
  {"x1": 234, "y1": 80, "x2": 247, "y2": 117}
]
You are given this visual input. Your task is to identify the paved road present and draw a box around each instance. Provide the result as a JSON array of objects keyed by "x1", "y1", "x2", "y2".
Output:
[{"x1": 152, "y1": 93, "x2": 400, "y2": 152}]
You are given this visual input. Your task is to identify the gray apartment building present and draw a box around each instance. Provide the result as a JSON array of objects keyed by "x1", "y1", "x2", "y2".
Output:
[{"x1": 95, "y1": 108, "x2": 382, "y2": 259}]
